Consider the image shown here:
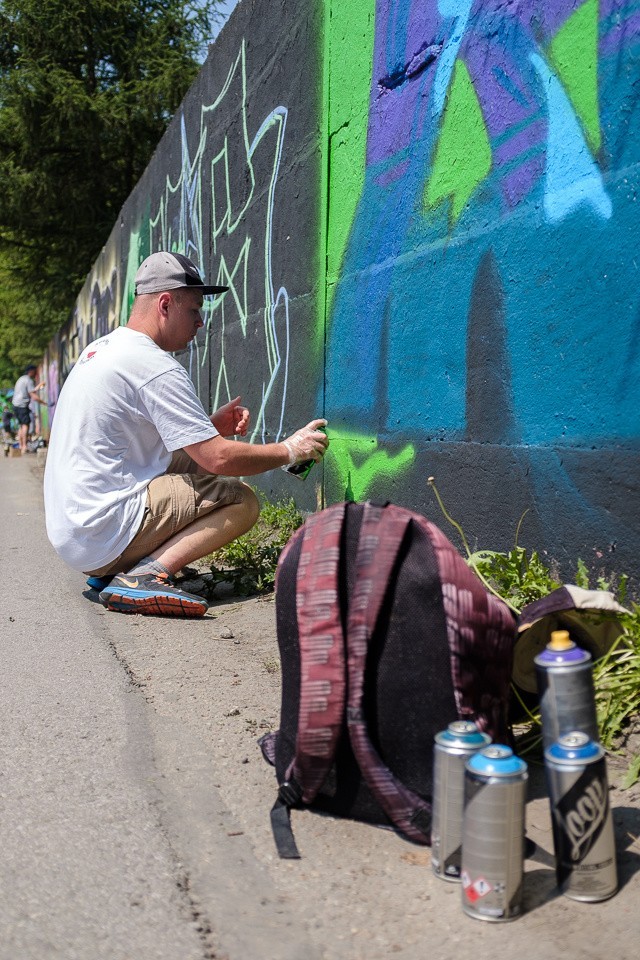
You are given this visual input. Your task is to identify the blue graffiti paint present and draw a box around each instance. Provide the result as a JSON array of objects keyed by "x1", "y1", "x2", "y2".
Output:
[
  {"x1": 530, "y1": 52, "x2": 612, "y2": 223},
  {"x1": 433, "y1": 0, "x2": 474, "y2": 114},
  {"x1": 326, "y1": 0, "x2": 640, "y2": 449}
]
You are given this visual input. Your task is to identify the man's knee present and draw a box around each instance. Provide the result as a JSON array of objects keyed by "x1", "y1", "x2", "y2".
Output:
[{"x1": 236, "y1": 483, "x2": 261, "y2": 531}]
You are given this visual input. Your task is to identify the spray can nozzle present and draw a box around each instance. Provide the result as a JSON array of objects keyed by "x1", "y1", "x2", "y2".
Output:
[{"x1": 548, "y1": 630, "x2": 575, "y2": 651}]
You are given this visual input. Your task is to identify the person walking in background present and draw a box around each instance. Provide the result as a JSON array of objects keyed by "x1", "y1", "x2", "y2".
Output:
[
  {"x1": 44, "y1": 251, "x2": 328, "y2": 619},
  {"x1": 12, "y1": 365, "x2": 47, "y2": 454}
]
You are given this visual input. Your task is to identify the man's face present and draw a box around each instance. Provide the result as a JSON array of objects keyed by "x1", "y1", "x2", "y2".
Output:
[{"x1": 166, "y1": 289, "x2": 204, "y2": 350}]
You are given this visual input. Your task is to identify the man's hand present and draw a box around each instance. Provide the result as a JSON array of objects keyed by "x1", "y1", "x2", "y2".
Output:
[
  {"x1": 211, "y1": 396, "x2": 250, "y2": 437},
  {"x1": 283, "y1": 419, "x2": 329, "y2": 464},
  {"x1": 29, "y1": 391, "x2": 47, "y2": 407}
]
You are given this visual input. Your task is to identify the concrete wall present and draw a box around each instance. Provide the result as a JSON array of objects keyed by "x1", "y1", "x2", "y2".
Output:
[{"x1": 45, "y1": 0, "x2": 640, "y2": 587}]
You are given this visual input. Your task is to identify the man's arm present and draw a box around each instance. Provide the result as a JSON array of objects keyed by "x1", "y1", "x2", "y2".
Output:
[
  {"x1": 28, "y1": 388, "x2": 47, "y2": 407},
  {"x1": 184, "y1": 419, "x2": 328, "y2": 477}
]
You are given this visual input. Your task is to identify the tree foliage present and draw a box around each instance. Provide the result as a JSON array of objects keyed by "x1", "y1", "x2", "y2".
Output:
[{"x1": 0, "y1": 0, "x2": 221, "y2": 385}]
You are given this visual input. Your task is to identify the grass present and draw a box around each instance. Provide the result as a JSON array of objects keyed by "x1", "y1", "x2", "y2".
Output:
[
  {"x1": 593, "y1": 609, "x2": 640, "y2": 778},
  {"x1": 202, "y1": 491, "x2": 304, "y2": 596},
  {"x1": 428, "y1": 478, "x2": 640, "y2": 786},
  {"x1": 263, "y1": 656, "x2": 280, "y2": 675}
]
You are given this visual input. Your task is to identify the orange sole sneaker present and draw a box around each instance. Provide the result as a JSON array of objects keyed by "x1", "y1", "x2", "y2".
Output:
[
  {"x1": 101, "y1": 593, "x2": 207, "y2": 617},
  {"x1": 99, "y1": 575, "x2": 208, "y2": 618}
]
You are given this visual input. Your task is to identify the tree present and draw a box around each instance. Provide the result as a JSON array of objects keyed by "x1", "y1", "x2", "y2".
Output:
[
  {"x1": 0, "y1": 0, "x2": 222, "y2": 383},
  {"x1": 0, "y1": 250, "x2": 62, "y2": 387}
]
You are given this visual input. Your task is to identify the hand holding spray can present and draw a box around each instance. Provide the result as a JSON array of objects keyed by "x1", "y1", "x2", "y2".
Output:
[
  {"x1": 431, "y1": 721, "x2": 491, "y2": 881},
  {"x1": 545, "y1": 732, "x2": 617, "y2": 901},
  {"x1": 281, "y1": 424, "x2": 327, "y2": 480},
  {"x1": 535, "y1": 629, "x2": 598, "y2": 750},
  {"x1": 461, "y1": 745, "x2": 528, "y2": 922}
]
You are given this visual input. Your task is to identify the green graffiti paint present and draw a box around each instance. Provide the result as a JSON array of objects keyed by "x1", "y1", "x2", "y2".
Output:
[
  {"x1": 423, "y1": 59, "x2": 492, "y2": 225},
  {"x1": 120, "y1": 229, "x2": 142, "y2": 325},
  {"x1": 548, "y1": 0, "x2": 601, "y2": 153},
  {"x1": 327, "y1": 431, "x2": 416, "y2": 502},
  {"x1": 323, "y1": 0, "x2": 377, "y2": 335}
]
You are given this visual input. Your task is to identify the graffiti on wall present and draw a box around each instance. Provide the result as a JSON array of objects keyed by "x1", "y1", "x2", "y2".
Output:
[
  {"x1": 42, "y1": 0, "x2": 640, "y2": 579},
  {"x1": 118, "y1": 41, "x2": 292, "y2": 445},
  {"x1": 48, "y1": 37, "x2": 293, "y2": 452},
  {"x1": 324, "y1": 0, "x2": 640, "y2": 555},
  {"x1": 45, "y1": 236, "x2": 121, "y2": 401}
]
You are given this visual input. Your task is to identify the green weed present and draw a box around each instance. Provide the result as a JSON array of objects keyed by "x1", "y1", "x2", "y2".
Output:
[
  {"x1": 203, "y1": 492, "x2": 304, "y2": 596},
  {"x1": 428, "y1": 478, "x2": 640, "y2": 786},
  {"x1": 469, "y1": 547, "x2": 562, "y2": 613},
  {"x1": 593, "y1": 606, "x2": 640, "y2": 756},
  {"x1": 263, "y1": 656, "x2": 280, "y2": 675}
]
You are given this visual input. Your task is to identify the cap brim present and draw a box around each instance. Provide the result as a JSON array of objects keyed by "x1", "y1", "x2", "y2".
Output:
[{"x1": 200, "y1": 285, "x2": 229, "y2": 295}]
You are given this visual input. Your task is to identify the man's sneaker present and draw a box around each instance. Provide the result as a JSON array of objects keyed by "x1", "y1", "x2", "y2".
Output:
[
  {"x1": 99, "y1": 572, "x2": 208, "y2": 618},
  {"x1": 86, "y1": 575, "x2": 113, "y2": 591}
]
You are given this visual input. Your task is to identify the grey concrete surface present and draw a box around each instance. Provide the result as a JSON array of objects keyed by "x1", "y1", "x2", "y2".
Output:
[
  {"x1": 0, "y1": 456, "x2": 318, "y2": 960},
  {"x1": 2, "y1": 455, "x2": 639, "y2": 960},
  {"x1": 1, "y1": 457, "x2": 204, "y2": 959}
]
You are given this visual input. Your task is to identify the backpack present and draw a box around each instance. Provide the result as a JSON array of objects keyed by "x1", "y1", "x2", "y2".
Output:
[{"x1": 259, "y1": 500, "x2": 517, "y2": 858}]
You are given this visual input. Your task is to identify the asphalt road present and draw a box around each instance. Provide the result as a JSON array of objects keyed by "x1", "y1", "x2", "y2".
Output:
[{"x1": 0, "y1": 455, "x2": 317, "y2": 960}]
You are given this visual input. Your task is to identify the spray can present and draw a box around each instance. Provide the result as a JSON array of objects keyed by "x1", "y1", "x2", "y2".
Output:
[
  {"x1": 431, "y1": 720, "x2": 492, "y2": 881},
  {"x1": 461, "y1": 745, "x2": 528, "y2": 922},
  {"x1": 282, "y1": 426, "x2": 327, "y2": 480},
  {"x1": 534, "y1": 630, "x2": 598, "y2": 750},
  {"x1": 545, "y1": 731, "x2": 617, "y2": 901}
]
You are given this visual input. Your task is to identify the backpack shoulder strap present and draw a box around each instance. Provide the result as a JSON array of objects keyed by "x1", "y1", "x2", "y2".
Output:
[
  {"x1": 345, "y1": 502, "x2": 433, "y2": 843},
  {"x1": 412, "y1": 515, "x2": 516, "y2": 742},
  {"x1": 271, "y1": 501, "x2": 348, "y2": 858},
  {"x1": 288, "y1": 501, "x2": 348, "y2": 797}
]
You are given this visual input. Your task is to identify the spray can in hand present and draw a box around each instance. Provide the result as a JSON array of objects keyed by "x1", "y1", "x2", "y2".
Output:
[
  {"x1": 282, "y1": 426, "x2": 327, "y2": 480},
  {"x1": 535, "y1": 630, "x2": 599, "y2": 750}
]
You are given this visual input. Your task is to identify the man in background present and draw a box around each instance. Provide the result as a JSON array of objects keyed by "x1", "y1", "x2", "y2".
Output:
[
  {"x1": 12, "y1": 365, "x2": 47, "y2": 454},
  {"x1": 44, "y1": 252, "x2": 328, "y2": 618}
]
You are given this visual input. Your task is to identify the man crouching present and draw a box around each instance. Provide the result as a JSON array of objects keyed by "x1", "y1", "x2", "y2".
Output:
[{"x1": 44, "y1": 252, "x2": 328, "y2": 617}]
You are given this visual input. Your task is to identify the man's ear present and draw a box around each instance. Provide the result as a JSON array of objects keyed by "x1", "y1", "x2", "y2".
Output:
[{"x1": 157, "y1": 292, "x2": 172, "y2": 316}]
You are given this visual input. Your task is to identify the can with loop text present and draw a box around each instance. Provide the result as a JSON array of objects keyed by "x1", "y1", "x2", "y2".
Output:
[{"x1": 544, "y1": 731, "x2": 617, "y2": 902}]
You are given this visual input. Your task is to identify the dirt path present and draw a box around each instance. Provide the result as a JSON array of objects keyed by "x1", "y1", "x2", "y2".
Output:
[{"x1": 105, "y1": 587, "x2": 640, "y2": 960}]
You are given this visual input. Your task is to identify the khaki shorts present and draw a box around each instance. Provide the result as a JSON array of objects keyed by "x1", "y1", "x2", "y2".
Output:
[{"x1": 86, "y1": 450, "x2": 247, "y2": 577}]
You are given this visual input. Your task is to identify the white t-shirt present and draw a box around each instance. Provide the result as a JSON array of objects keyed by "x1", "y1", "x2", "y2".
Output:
[
  {"x1": 44, "y1": 327, "x2": 218, "y2": 572},
  {"x1": 12, "y1": 374, "x2": 35, "y2": 408}
]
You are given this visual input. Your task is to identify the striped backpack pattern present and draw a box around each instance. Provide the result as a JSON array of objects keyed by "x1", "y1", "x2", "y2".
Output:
[{"x1": 260, "y1": 501, "x2": 516, "y2": 858}]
